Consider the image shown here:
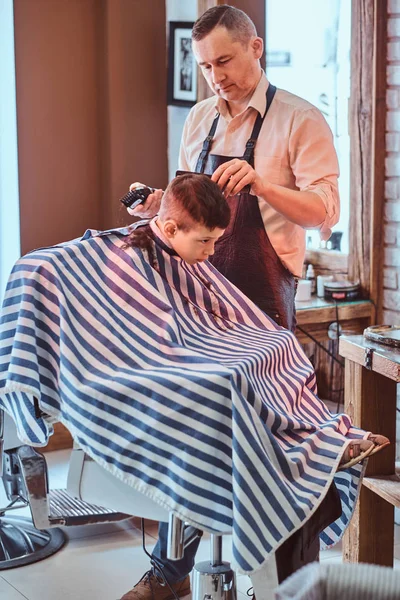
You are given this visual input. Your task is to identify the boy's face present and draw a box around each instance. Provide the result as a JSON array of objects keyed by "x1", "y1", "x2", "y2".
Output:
[{"x1": 167, "y1": 222, "x2": 225, "y2": 265}]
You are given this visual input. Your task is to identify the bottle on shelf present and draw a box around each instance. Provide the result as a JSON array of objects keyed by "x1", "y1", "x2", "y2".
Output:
[{"x1": 306, "y1": 264, "x2": 316, "y2": 295}]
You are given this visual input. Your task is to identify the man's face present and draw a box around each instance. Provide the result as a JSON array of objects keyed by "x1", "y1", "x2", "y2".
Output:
[
  {"x1": 193, "y1": 26, "x2": 263, "y2": 107},
  {"x1": 170, "y1": 223, "x2": 225, "y2": 265}
]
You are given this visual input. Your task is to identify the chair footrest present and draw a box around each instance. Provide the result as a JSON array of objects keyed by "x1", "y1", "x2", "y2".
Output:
[{"x1": 48, "y1": 488, "x2": 130, "y2": 526}]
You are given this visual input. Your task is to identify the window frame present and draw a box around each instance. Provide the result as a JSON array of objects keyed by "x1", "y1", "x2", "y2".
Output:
[
  {"x1": 197, "y1": 0, "x2": 386, "y2": 321},
  {"x1": 348, "y1": 0, "x2": 387, "y2": 321}
]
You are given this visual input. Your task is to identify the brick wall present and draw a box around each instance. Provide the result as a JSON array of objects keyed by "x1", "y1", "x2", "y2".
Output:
[
  {"x1": 386, "y1": 1, "x2": 400, "y2": 324},
  {"x1": 387, "y1": 1, "x2": 400, "y2": 477}
]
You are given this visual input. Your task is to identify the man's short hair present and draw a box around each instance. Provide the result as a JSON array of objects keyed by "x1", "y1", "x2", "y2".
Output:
[
  {"x1": 192, "y1": 5, "x2": 257, "y2": 45},
  {"x1": 160, "y1": 173, "x2": 231, "y2": 231}
]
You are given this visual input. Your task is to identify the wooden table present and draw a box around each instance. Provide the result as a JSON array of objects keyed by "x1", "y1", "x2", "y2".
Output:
[
  {"x1": 295, "y1": 298, "x2": 373, "y2": 344},
  {"x1": 339, "y1": 335, "x2": 400, "y2": 566}
]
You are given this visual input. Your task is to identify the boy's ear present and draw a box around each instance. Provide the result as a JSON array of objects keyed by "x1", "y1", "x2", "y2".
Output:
[{"x1": 164, "y1": 220, "x2": 178, "y2": 238}]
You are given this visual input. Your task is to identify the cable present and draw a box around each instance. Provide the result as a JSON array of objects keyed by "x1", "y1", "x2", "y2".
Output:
[
  {"x1": 296, "y1": 324, "x2": 344, "y2": 367},
  {"x1": 334, "y1": 300, "x2": 344, "y2": 411},
  {"x1": 297, "y1": 301, "x2": 345, "y2": 412},
  {"x1": 140, "y1": 518, "x2": 180, "y2": 600}
]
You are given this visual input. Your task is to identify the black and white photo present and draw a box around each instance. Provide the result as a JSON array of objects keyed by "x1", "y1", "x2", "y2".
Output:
[{"x1": 167, "y1": 22, "x2": 197, "y2": 107}]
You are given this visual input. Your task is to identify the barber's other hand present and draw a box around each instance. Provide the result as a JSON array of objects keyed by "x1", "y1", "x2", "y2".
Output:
[
  {"x1": 212, "y1": 159, "x2": 263, "y2": 197},
  {"x1": 127, "y1": 182, "x2": 163, "y2": 218}
]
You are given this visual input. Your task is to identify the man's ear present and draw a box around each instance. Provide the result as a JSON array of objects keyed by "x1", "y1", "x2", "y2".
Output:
[
  {"x1": 251, "y1": 37, "x2": 263, "y2": 60},
  {"x1": 163, "y1": 220, "x2": 178, "y2": 238}
]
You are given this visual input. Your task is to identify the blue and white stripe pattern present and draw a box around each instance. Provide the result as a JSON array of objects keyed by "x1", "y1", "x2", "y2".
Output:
[{"x1": 0, "y1": 226, "x2": 366, "y2": 574}]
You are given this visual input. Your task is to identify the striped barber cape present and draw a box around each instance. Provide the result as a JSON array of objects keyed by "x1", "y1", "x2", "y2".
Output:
[{"x1": 0, "y1": 225, "x2": 366, "y2": 574}]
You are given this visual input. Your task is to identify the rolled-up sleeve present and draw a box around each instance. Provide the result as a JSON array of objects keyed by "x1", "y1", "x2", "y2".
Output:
[{"x1": 289, "y1": 108, "x2": 340, "y2": 240}]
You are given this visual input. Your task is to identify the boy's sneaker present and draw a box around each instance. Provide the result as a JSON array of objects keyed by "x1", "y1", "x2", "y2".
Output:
[{"x1": 120, "y1": 571, "x2": 191, "y2": 600}]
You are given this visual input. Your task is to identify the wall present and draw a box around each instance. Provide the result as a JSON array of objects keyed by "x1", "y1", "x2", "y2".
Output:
[
  {"x1": 386, "y1": 0, "x2": 400, "y2": 326},
  {"x1": 386, "y1": 1, "x2": 400, "y2": 522},
  {"x1": 166, "y1": 0, "x2": 197, "y2": 180},
  {"x1": 13, "y1": 0, "x2": 168, "y2": 255},
  {"x1": 102, "y1": 0, "x2": 168, "y2": 226}
]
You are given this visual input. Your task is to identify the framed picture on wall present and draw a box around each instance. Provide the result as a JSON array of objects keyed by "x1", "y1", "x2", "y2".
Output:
[{"x1": 167, "y1": 22, "x2": 197, "y2": 107}]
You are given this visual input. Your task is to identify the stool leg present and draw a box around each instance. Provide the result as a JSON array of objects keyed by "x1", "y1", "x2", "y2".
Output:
[
  {"x1": 192, "y1": 535, "x2": 236, "y2": 600},
  {"x1": 211, "y1": 534, "x2": 222, "y2": 566}
]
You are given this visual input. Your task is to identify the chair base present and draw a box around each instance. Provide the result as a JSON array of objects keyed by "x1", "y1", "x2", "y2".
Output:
[
  {"x1": 192, "y1": 560, "x2": 237, "y2": 600},
  {"x1": 0, "y1": 515, "x2": 66, "y2": 570}
]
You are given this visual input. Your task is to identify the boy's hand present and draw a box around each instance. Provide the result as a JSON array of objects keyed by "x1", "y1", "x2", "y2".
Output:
[{"x1": 127, "y1": 182, "x2": 163, "y2": 218}]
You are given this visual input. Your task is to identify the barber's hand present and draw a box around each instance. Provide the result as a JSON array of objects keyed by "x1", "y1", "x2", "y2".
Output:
[
  {"x1": 127, "y1": 182, "x2": 163, "y2": 218},
  {"x1": 211, "y1": 159, "x2": 264, "y2": 197}
]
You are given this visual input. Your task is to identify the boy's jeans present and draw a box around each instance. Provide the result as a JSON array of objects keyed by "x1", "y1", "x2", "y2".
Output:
[{"x1": 151, "y1": 521, "x2": 201, "y2": 583}]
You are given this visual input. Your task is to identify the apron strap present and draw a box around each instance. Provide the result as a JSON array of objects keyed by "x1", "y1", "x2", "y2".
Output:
[
  {"x1": 242, "y1": 84, "x2": 276, "y2": 164},
  {"x1": 194, "y1": 84, "x2": 277, "y2": 172},
  {"x1": 195, "y1": 112, "x2": 220, "y2": 173}
]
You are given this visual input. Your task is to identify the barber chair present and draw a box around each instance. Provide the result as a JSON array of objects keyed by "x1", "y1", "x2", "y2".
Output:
[
  {"x1": 0, "y1": 409, "x2": 130, "y2": 569},
  {"x1": 67, "y1": 447, "x2": 236, "y2": 600},
  {"x1": 0, "y1": 409, "x2": 237, "y2": 599},
  {"x1": 0, "y1": 409, "x2": 65, "y2": 568}
]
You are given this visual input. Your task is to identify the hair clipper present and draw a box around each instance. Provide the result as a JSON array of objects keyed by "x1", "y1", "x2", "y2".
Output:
[{"x1": 120, "y1": 186, "x2": 156, "y2": 210}]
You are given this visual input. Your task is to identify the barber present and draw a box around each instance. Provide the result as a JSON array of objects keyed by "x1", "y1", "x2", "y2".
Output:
[
  {"x1": 129, "y1": 5, "x2": 339, "y2": 332},
  {"x1": 121, "y1": 6, "x2": 340, "y2": 600}
]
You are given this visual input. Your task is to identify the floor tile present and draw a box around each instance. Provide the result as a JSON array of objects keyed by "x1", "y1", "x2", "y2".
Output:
[
  {"x1": 0, "y1": 577, "x2": 28, "y2": 599},
  {"x1": 2, "y1": 448, "x2": 400, "y2": 599},
  {"x1": 320, "y1": 539, "x2": 342, "y2": 560},
  {"x1": 320, "y1": 553, "x2": 343, "y2": 564},
  {"x1": 2, "y1": 529, "x2": 157, "y2": 600}
]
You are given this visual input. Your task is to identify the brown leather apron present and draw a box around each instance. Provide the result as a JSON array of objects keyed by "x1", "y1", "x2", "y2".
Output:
[
  {"x1": 194, "y1": 85, "x2": 342, "y2": 575},
  {"x1": 194, "y1": 84, "x2": 296, "y2": 331}
]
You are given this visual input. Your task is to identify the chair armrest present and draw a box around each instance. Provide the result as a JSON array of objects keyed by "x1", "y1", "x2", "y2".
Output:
[
  {"x1": 16, "y1": 445, "x2": 53, "y2": 529},
  {"x1": 168, "y1": 513, "x2": 203, "y2": 560}
]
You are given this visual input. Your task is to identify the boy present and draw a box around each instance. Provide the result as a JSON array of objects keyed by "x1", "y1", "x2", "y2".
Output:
[{"x1": 125, "y1": 172, "x2": 230, "y2": 266}]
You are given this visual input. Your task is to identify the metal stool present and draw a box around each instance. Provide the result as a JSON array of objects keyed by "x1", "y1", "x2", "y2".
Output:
[{"x1": 168, "y1": 515, "x2": 236, "y2": 600}]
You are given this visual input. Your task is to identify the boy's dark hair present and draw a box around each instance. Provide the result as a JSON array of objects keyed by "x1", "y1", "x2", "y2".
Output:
[
  {"x1": 124, "y1": 173, "x2": 230, "y2": 265},
  {"x1": 124, "y1": 224, "x2": 156, "y2": 267},
  {"x1": 160, "y1": 173, "x2": 230, "y2": 231},
  {"x1": 192, "y1": 5, "x2": 256, "y2": 45}
]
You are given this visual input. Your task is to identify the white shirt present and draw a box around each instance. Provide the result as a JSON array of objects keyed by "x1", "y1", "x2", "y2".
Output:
[{"x1": 179, "y1": 73, "x2": 340, "y2": 277}]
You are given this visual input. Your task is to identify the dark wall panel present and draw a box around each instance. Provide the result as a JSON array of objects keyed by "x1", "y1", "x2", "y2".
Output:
[{"x1": 14, "y1": 0, "x2": 168, "y2": 253}]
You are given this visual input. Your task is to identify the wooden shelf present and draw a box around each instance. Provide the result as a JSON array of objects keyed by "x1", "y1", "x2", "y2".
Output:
[
  {"x1": 363, "y1": 464, "x2": 400, "y2": 508},
  {"x1": 339, "y1": 335, "x2": 400, "y2": 382},
  {"x1": 295, "y1": 299, "x2": 373, "y2": 344}
]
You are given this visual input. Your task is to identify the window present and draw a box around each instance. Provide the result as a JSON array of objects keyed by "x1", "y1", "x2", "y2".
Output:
[
  {"x1": 266, "y1": 0, "x2": 350, "y2": 254},
  {"x1": 0, "y1": 0, "x2": 21, "y2": 301}
]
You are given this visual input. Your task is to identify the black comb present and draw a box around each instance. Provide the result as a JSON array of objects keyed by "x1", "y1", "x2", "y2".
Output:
[{"x1": 175, "y1": 171, "x2": 250, "y2": 194}]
